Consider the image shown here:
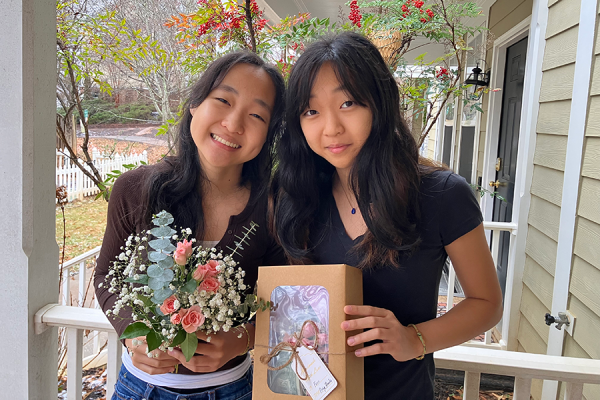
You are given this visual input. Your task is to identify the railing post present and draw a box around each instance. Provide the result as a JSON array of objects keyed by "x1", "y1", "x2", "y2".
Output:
[
  {"x1": 62, "y1": 267, "x2": 70, "y2": 306},
  {"x1": 78, "y1": 260, "x2": 86, "y2": 307},
  {"x1": 564, "y1": 382, "x2": 584, "y2": 400},
  {"x1": 463, "y1": 371, "x2": 481, "y2": 400},
  {"x1": 513, "y1": 377, "x2": 533, "y2": 400},
  {"x1": 67, "y1": 327, "x2": 83, "y2": 400},
  {"x1": 106, "y1": 331, "x2": 123, "y2": 399}
]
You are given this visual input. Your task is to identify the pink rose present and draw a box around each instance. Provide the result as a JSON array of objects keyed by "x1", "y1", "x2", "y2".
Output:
[
  {"x1": 159, "y1": 295, "x2": 179, "y2": 315},
  {"x1": 170, "y1": 313, "x2": 182, "y2": 325},
  {"x1": 204, "y1": 260, "x2": 219, "y2": 277},
  {"x1": 173, "y1": 239, "x2": 193, "y2": 266},
  {"x1": 192, "y1": 260, "x2": 219, "y2": 281},
  {"x1": 199, "y1": 277, "x2": 220, "y2": 294},
  {"x1": 180, "y1": 305, "x2": 205, "y2": 333}
]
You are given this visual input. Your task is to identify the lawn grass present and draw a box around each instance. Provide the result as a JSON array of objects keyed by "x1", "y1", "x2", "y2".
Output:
[{"x1": 56, "y1": 198, "x2": 108, "y2": 263}]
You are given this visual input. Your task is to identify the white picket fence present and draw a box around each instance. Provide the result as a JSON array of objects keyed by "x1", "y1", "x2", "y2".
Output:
[{"x1": 56, "y1": 148, "x2": 148, "y2": 202}]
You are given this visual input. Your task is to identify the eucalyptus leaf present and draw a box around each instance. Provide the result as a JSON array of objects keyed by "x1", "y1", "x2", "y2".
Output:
[
  {"x1": 181, "y1": 332, "x2": 199, "y2": 362},
  {"x1": 152, "y1": 287, "x2": 174, "y2": 303},
  {"x1": 152, "y1": 217, "x2": 168, "y2": 226},
  {"x1": 148, "y1": 277, "x2": 166, "y2": 291},
  {"x1": 159, "y1": 268, "x2": 174, "y2": 282},
  {"x1": 151, "y1": 226, "x2": 176, "y2": 238},
  {"x1": 124, "y1": 274, "x2": 149, "y2": 284},
  {"x1": 147, "y1": 264, "x2": 164, "y2": 278},
  {"x1": 120, "y1": 322, "x2": 151, "y2": 340},
  {"x1": 181, "y1": 279, "x2": 198, "y2": 293},
  {"x1": 170, "y1": 329, "x2": 187, "y2": 347},
  {"x1": 148, "y1": 251, "x2": 168, "y2": 262},
  {"x1": 152, "y1": 214, "x2": 175, "y2": 226},
  {"x1": 146, "y1": 330, "x2": 161, "y2": 353},
  {"x1": 149, "y1": 238, "x2": 172, "y2": 251},
  {"x1": 158, "y1": 257, "x2": 174, "y2": 269},
  {"x1": 162, "y1": 243, "x2": 177, "y2": 253}
]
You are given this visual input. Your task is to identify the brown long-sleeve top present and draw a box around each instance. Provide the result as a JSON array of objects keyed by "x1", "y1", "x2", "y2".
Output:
[{"x1": 93, "y1": 164, "x2": 287, "y2": 375}]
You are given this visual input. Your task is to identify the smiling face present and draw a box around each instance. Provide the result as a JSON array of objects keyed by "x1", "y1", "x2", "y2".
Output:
[
  {"x1": 190, "y1": 63, "x2": 276, "y2": 175},
  {"x1": 299, "y1": 63, "x2": 372, "y2": 175}
]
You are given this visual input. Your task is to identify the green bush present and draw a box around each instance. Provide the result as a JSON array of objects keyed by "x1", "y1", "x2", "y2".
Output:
[{"x1": 72, "y1": 99, "x2": 160, "y2": 125}]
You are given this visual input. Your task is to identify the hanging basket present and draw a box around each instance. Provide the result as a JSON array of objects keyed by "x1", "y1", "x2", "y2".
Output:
[{"x1": 369, "y1": 30, "x2": 403, "y2": 69}]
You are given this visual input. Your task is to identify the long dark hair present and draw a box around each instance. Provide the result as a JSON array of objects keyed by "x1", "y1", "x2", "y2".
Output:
[
  {"x1": 142, "y1": 51, "x2": 285, "y2": 235},
  {"x1": 272, "y1": 32, "x2": 424, "y2": 269}
]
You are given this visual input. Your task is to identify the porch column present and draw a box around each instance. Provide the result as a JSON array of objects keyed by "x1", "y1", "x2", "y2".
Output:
[{"x1": 0, "y1": 0, "x2": 58, "y2": 398}]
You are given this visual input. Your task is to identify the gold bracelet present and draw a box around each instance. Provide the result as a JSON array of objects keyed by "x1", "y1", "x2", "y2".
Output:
[
  {"x1": 238, "y1": 324, "x2": 251, "y2": 356},
  {"x1": 408, "y1": 324, "x2": 426, "y2": 360}
]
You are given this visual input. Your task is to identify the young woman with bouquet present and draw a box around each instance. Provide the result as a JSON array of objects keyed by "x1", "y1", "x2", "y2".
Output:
[
  {"x1": 94, "y1": 51, "x2": 286, "y2": 399},
  {"x1": 271, "y1": 32, "x2": 503, "y2": 399}
]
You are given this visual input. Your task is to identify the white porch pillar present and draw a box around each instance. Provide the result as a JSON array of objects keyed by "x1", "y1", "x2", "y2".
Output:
[{"x1": 0, "y1": 0, "x2": 58, "y2": 398}]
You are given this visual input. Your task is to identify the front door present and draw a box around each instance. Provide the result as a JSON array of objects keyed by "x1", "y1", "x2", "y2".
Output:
[{"x1": 492, "y1": 37, "x2": 528, "y2": 298}]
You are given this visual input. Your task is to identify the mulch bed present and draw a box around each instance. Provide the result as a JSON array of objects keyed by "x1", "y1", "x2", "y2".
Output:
[{"x1": 59, "y1": 366, "x2": 107, "y2": 399}]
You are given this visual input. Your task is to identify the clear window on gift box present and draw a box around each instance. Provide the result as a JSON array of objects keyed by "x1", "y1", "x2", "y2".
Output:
[{"x1": 267, "y1": 285, "x2": 330, "y2": 396}]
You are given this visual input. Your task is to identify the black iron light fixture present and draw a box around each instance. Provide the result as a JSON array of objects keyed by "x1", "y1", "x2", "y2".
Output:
[{"x1": 464, "y1": 62, "x2": 490, "y2": 100}]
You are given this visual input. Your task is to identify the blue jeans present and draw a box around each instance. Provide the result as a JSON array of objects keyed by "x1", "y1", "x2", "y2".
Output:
[{"x1": 112, "y1": 364, "x2": 253, "y2": 400}]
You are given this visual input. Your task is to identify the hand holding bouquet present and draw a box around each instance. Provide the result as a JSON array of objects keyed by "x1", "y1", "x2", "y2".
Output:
[{"x1": 101, "y1": 211, "x2": 269, "y2": 362}]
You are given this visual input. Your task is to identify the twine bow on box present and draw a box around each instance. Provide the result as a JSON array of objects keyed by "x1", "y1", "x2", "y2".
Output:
[{"x1": 259, "y1": 320, "x2": 322, "y2": 381}]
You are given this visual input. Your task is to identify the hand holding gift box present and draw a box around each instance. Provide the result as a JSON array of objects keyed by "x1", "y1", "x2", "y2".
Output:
[{"x1": 253, "y1": 264, "x2": 364, "y2": 400}]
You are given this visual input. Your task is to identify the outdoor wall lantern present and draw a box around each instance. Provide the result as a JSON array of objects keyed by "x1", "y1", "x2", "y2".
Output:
[{"x1": 464, "y1": 62, "x2": 490, "y2": 100}]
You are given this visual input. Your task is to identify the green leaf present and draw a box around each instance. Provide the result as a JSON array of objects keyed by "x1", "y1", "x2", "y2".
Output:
[
  {"x1": 146, "y1": 330, "x2": 161, "y2": 352},
  {"x1": 148, "y1": 277, "x2": 166, "y2": 291},
  {"x1": 149, "y1": 238, "x2": 172, "y2": 251},
  {"x1": 148, "y1": 251, "x2": 168, "y2": 262},
  {"x1": 147, "y1": 264, "x2": 164, "y2": 278},
  {"x1": 170, "y1": 329, "x2": 187, "y2": 347},
  {"x1": 124, "y1": 274, "x2": 149, "y2": 284},
  {"x1": 151, "y1": 226, "x2": 176, "y2": 238},
  {"x1": 181, "y1": 279, "x2": 198, "y2": 293},
  {"x1": 152, "y1": 287, "x2": 174, "y2": 303},
  {"x1": 159, "y1": 268, "x2": 175, "y2": 282},
  {"x1": 120, "y1": 322, "x2": 151, "y2": 340},
  {"x1": 158, "y1": 257, "x2": 174, "y2": 269},
  {"x1": 181, "y1": 332, "x2": 198, "y2": 362}
]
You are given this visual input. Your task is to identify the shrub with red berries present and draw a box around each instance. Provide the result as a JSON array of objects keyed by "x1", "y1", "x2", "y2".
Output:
[{"x1": 349, "y1": 0, "x2": 362, "y2": 27}]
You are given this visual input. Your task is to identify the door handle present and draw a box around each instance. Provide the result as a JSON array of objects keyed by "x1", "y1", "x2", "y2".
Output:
[{"x1": 489, "y1": 180, "x2": 501, "y2": 188}]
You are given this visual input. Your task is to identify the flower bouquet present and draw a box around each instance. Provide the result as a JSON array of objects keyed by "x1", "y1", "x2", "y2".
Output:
[{"x1": 101, "y1": 210, "x2": 269, "y2": 362}]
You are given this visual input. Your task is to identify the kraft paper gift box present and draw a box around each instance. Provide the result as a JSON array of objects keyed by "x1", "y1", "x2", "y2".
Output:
[{"x1": 252, "y1": 264, "x2": 364, "y2": 400}]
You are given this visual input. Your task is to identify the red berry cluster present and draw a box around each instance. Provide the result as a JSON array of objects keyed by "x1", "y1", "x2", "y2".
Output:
[
  {"x1": 349, "y1": 0, "x2": 362, "y2": 27},
  {"x1": 400, "y1": 0, "x2": 435, "y2": 23},
  {"x1": 436, "y1": 67, "x2": 450, "y2": 80}
]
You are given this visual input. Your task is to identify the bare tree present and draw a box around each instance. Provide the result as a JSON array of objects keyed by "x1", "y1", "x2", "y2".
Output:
[{"x1": 101, "y1": 0, "x2": 198, "y2": 149}]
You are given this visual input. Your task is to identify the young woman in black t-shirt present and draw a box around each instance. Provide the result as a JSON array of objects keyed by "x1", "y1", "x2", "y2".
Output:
[{"x1": 271, "y1": 32, "x2": 503, "y2": 399}]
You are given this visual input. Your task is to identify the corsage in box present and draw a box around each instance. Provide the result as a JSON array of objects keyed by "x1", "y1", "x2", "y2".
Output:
[{"x1": 253, "y1": 264, "x2": 364, "y2": 400}]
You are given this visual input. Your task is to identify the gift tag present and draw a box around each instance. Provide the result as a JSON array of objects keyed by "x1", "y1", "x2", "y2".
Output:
[{"x1": 292, "y1": 346, "x2": 338, "y2": 400}]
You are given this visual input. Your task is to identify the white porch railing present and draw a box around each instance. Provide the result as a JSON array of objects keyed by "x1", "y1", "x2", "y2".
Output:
[
  {"x1": 442, "y1": 221, "x2": 518, "y2": 350},
  {"x1": 35, "y1": 305, "x2": 600, "y2": 400},
  {"x1": 60, "y1": 245, "x2": 101, "y2": 307},
  {"x1": 36, "y1": 305, "x2": 121, "y2": 400},
  {"x1": 56, "y1": 148, "x2": 147, "y2": 202},
  {"x1": 60, "y1": 245, "x2": 104, "y2": 363}
]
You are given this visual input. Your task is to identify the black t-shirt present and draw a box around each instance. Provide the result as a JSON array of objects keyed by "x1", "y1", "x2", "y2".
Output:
[{"x1": 309, "y1": 170, "x2": 483, "y2": 400}]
